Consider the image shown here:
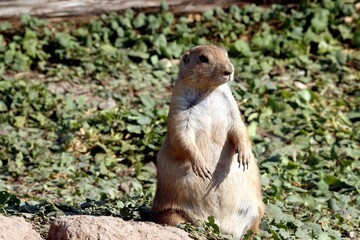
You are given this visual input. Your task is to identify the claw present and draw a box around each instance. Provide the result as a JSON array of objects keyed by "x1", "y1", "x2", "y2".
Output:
[
  {"x1": 237, "y1": 149, "x2": 251, "y2": 171},
  {"x1": 192, "y1": 161, "x2": 211, "y2": 179},
  {"x1": 243, "y1": 154, "x2": 247, "y2": 172}
]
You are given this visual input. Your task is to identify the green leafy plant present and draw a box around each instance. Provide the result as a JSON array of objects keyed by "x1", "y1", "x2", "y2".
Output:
[{"x1": 0, "y1": 0, "x2": 359, "y2": 239}]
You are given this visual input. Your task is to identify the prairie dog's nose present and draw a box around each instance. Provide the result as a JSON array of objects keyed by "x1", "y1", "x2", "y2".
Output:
[{"x1": 223, "y1": 63, "x2": 234, "y2": 76}]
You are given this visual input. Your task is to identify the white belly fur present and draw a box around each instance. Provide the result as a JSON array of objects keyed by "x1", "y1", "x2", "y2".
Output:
[
  {"x1": 156, "y1": 143, "x2": 261, "y2": 239},
  {"x1": 156, "y1": 85, "x2": 261, "y2": 239}
]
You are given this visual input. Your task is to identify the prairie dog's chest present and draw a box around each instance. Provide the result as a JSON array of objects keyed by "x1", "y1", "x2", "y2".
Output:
[
  {"x1": 176, "y1": 85, "x2": 233, "y2": 130},
  {"x1": 209, "y1": 89, "x2": 233, "y2": 122}
]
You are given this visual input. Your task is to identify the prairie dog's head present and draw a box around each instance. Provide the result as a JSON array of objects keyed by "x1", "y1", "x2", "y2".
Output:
[{"x1": 178, "y1": 45, "x2": 234, "y2": 89}]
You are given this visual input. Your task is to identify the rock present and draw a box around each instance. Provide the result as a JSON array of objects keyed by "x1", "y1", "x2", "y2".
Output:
[
  {"x1": 98, "y1": 98, "x2": 117, "y2": 110},
  {"x1": 48, "y1": 215, "x2": 192, "y2": 240},
  {"x1": 118, "y1": 182, "x2": 131, "y2": 193},
  {"x1": 0, "y1": 215, "x2": 43, "y2": 240},
  {"x1": 294, "y1": 81, "x2": 308, "y2": 90}
]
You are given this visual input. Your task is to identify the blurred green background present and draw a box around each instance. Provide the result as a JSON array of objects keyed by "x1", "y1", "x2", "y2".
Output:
[{"x1": 0, "y1": 0, "x2": 359, "y2": 239}]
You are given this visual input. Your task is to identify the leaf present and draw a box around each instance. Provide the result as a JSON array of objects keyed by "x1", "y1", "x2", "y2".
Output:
[
  {"x1": 302, "y1": 194, "x2": 317, "y2": 209},
  {"x1": 279, "y1": 228, "x2": 292, "y2": 238},
  {"x1": 295, "y1": 228, "x2": 310, "y2": 239},
  {"x1": 247, "y1": 121, "x2": 257, "y2": 139},
  {"x1": 126, "y1": 125, "x2": 142, "y2": 134},
  {"x1": 133, "y1": 13, "x2": 146, "y2": 28},
  {"x1": 0, "y1": 101, "x2": 8, "y2": 112},
  {"x1": 31, "y1": 112, "x2": 47, "y2": 126},
  {"x1": 160, "y1": 1, "x2": 169, "y2": 11},
  {"x1": 334, "y1": 50, "x2": 347, "y2": 64},
  {"x1": 128, "y1": 50, "x2": 149, "y2": 59},
  {"x1": 317, "y1": 180, "x2": 329, "y2": 192},
  {"x1": 324, "y1": 175, "x2": 341, "y2": 187},
  {"x1": 311, "y1": 9, "x2": 329, "y2": 33},
  {"x1": 298, "y1": 89, "x2": 311, "y2": 102},
  {"x1": 14, "y1": 116, "x2": 26, "y2": 128},
  {"x1": 0, "y1": 191, "x2": 20, "y2": 206},
  {"x1": 100, "y1": 44, "x2": 117, "y2": 57},
  {"x1": 338, "y1": 111, "x2": 352, "y2": 126},
  {"x1": 234, "y1": 40, "x2": 251, "y2": 56},
  {"x1": 266, "y1": 204, "x2": 285, "y2": 223},
  {"x1": 140, "y1": 94, "x2": 156, "y2": 109},
  {"x1": 286, "y1": 194, "x2": 303, "y2": 204},
  {"x1": 352, "y1": 30, "x2": 360, "y2": 47},
  {"x1": 205, "y1": 216, "x2": 221, "y2": 234},
  {"x1": 136, "y1": 115, "x2": 152, "y2": 125},
  {"x1": 150, "y1": 55, "x2": 158, "y2": 66},
  {"x1": 337, "y1": 24, "x2": 351, "y2": 40},
  {"x1": 100, "y1": 160, "x2": 108, "y2": 175}
]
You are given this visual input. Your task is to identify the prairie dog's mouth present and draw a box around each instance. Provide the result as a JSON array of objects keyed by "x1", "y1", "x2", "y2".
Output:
[
  {"x1": 221, "y1": 73, "x2": 234, "y2": 83},
  {"x1": 211, "y1": 75, "x2": 232, "y2": 86}
]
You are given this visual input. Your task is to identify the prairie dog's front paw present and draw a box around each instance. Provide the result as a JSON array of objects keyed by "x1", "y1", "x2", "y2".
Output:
[
  {"x1": 236, "y1": 145, "x2": 251, "y2": 171},
  {"x1": 191, "y1": 158, "x2": 212, "y2": 179}
]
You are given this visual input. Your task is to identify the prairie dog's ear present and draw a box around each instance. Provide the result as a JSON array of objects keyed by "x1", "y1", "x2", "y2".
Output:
[{"x1": 182, "y1": 52, "x2": 190, "y2": 64}]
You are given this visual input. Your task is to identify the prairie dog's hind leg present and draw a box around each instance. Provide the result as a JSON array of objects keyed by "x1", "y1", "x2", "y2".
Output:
[
  {"x1": 248, "y1": 204, "x2": 265, "y2": 238},
  {"x1": 155, "y1": 209, "x2": 191, "y2": 226}
]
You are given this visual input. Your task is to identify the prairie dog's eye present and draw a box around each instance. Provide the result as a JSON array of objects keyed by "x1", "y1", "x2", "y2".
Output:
[
  {"x1": 182, "y1": 53, "x2": 189, "y2": 64},
  {"x1": 199, "y1": 54, "x2": 209, "y2": 63}
]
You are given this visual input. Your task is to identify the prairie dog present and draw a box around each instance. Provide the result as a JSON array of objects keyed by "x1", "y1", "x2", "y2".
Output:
[{"x1": 152, "y1": 45, "x2": 264, "y2": 239}]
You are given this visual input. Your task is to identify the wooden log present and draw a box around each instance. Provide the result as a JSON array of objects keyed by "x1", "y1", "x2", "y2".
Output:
[{"x1": 0, "y1": 0, "x2": 300, "y2": 21}]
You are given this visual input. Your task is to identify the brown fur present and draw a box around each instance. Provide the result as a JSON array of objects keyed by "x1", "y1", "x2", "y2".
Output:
[
  {"x1": 152, "y1": 45, "x2": 264, "y2": 239},
  {"x1": 155, "y1": 209, "x2": 191, "y2": 225}
]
